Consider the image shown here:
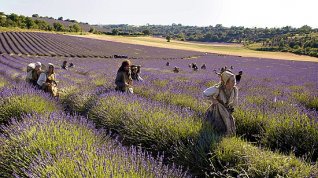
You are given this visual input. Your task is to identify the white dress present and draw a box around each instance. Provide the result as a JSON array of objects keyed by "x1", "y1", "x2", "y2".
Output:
[{"x1": 203, "y1": 84, "x2": 238, "y2": 135}]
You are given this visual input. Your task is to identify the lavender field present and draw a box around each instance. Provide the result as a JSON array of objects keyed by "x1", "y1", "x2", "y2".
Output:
[{"x1": 0, "y1": 32, "x2": 317, "y2": 177}]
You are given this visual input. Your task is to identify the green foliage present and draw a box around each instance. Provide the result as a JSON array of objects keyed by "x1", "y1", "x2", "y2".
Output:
[
  {"x1": 234, "y1": 108, "x2": 267, "y2": 142},
  {"x1": 89, "y1": 27, "x2": 96, "y2": 33},
  {"x1": 34, "y1": 19, "x2": 52, "y2": 30},
  {"x1": 142, "y1": 29, "x2": 150, "y2": 35},
  {"x1": 0, "y1": 95, "x2": 58, "y2": 125},
  {"x1": 213, "y1": 137, "x2": 317, "y2": 177},
  {"x1": 62, "y1": 90, "x2": 97, "y2": 115},
  {"x1": 53, "y1": 22, "x2": 65, "y2": 32},
  {"x1": 256, "y1": 32, "x2": 318, "y2": 57},
  {"x1": 166, "y1": 35, "x2": 171, "y2": 42},
  {"x1": 0, "y1": 15, "x2": 6, "y2": 27},
  {"x1": 292, "y1": 91, "x2": 318, "y2": 110},
  {"x1": 112, "y1": 29, "x2": 119, "y2": 35},
  {"x1": 264, "y1": 114, "x2": 318, "y2": 161},
  {"x1": 0, "y1": 77, "x2": 7, "y2": 89},
  {"x1": 68, "y1": 23, "x2": 82, "y2": 32},
  {"x1": 25, "y1": 17, "x2": 37, "y2": 29}
]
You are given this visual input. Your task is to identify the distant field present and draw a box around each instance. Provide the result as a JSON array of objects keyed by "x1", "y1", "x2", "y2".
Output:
[{"x1": 71, "y1": 34, "x2": 318, "y2": 62}]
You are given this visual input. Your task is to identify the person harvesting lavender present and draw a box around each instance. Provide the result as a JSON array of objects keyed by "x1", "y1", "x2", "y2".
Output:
[
  {"x1": 37, "y1": 63, "x2": 59, "y2": 97},
  {"x1": 115, "y1": 60, "x2": 133, "y2": 93},
  {"x1": 26, "y1": 62, "x2": 42, "y2": 86},
  {"x1": 203, "y1": 70, "x2": 238, "y2": 135}
]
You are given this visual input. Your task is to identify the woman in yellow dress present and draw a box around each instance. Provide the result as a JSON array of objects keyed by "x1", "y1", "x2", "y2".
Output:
[{"x1": 37, "y1": 63, "x2": 59, "y2": 97}]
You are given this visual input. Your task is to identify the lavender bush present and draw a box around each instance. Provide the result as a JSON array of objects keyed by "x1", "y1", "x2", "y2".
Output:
[
  {"x1": 211, "y1": 137, "x2": 318, "y2": 177},
  {"x1": 0, "y1": 113, "x2": 189, "y2": 178},
  {"x1": 0, "y1": 82, "x2": 59, "y2": 125}
]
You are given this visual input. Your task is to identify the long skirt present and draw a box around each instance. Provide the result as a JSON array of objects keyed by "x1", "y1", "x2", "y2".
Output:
[
  {"x1": 43, "y1": 83, "x2": 59, "y2": 97},
  {"x1": 205, "y1": 103, "x2": 236, "y2": 136}
]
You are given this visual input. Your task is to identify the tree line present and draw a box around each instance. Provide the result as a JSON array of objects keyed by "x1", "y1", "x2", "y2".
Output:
[
  {"x1": 0, "y1": 12, "x2": 82, "y2": 33},
  {"x1": 102, "y1": 24, "x2": 318, "y2": 57}
]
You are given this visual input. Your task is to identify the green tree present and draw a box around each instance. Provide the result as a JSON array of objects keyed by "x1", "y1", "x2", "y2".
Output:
[
  {"x1": 53, "y1": 22, "x2": 64, "y2": 31},
  {"x1": 112, "y1": 29, "x2": 119, "y2": 35},
  {"x1": 17, "y1": 15, "x2": 26, "y2": 28},
  {"x1": 142, "y1": 29, "x2": 150, "y2": 35},
  {"x1": 166, "y1": 35, "x2": 171, "y2": 42},
  {"x1": 299, "y1": 25, "x2": 312, "y2": 34},
  {"x1": 0, "y1": 15, "x2": 6, "y2": 27},
  {"x1": 69, "y1": 23, "x2": 82, "y2": 32},
  {"x1": 58, "y1": 17, "x2": 63, "y2": 20},
  {"x1": 25, "y1": 17, "x2": 37, "y2": 29},
  {"x1": 178, "y1": 32, "x2": 186, "y2": 41},
  {"x1": 35, "y1": 20, "x2": 50, "y2": 30},
  {"x1": 89, "y1": 27, "x2": 96, "y2": 33}
]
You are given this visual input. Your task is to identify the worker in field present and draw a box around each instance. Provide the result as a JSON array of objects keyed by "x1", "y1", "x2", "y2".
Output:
[
  {"x1": 203, "y1": 70, "x2": 238, "y2": 136},
  {"x1": 37, "y1": 63, "x2": 59, "y2": 97},
  {"x1": 61, "y1": 60, "x2": 68, "y2": 70},
  {"x1": 26, "y1": 62, "x2": 43, "y2": 86},
  {"x1": 192, "y1": 63, "x2": 198, "y2": 71},
  {"x1": 173, "y1": 66, "x2": 180, "y2": 73},
  {"x1": 236, "y1": 71, "x2": 243, "y2": 84},
  {"x1": 131, "y1": 65, "x2": 144, "y2": 82},
  {"x1": 115, "y1": 60, "x2": 133, "y2": 93},
  {"x1": 68, "y1": 62, "x2": 74, "y2": 68}
]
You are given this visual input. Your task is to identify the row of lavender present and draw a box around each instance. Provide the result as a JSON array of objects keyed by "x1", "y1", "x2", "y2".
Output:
[
  {"x1": 0, "y1": 32, "x2": 203, "y2": 59},
  {"x1": 0, "y1": 53, "x2": 317, "y2": 176},
  {"x1": 0, "y1": 81, "x2": 189, "y2": 177}
]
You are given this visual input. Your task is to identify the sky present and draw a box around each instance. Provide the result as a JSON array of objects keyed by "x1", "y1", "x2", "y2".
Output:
[{"x1": 1, "y1": 0, "x2": 317, "y2": 28}]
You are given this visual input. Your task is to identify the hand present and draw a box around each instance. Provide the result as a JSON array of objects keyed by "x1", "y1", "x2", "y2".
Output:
[{"x1": 212, "y1": 98, "x2": 219, "y2": 105}]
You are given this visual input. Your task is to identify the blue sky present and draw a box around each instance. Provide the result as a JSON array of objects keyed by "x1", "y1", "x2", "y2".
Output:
[{"x1": 1, "y1": 0, "x2": 317, "y2": 28}]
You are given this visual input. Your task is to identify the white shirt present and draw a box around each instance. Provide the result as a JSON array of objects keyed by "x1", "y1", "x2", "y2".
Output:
[
  {"x1": 203, "y1": 85, "x2": 238, "y2": 107},
  {"x1": 37, "y1": 73, "x2": 47, "y2": 86}
]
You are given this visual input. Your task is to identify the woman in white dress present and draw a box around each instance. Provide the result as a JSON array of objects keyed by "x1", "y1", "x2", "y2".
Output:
[{"x1": 203, "y1": 70, "x2": 238, "y2": 136}]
